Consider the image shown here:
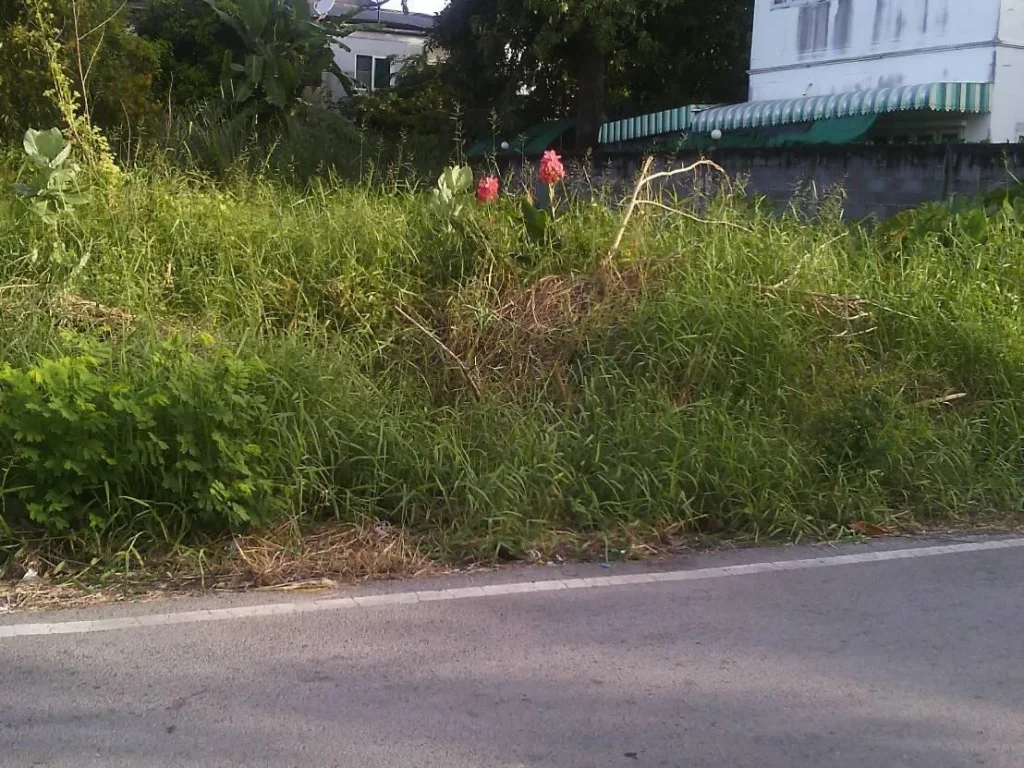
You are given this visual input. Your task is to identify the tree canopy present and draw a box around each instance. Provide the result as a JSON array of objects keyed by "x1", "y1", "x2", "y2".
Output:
[
  {"x1": 432, "y1": 0, "x2": 754, "y2": 148},
  {"x1": 133, "y1": 0, "x2": 244, "y2": 108},
  {"x1": 0, "y1": 0, "x2": 162, "y2": 141}
]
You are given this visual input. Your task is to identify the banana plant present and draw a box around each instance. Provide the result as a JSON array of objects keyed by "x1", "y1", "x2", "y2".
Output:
[{"x1": 202, "y1": 0, "x2": 371, "y2": 111}]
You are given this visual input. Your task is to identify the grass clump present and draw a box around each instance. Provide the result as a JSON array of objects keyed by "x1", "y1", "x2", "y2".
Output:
[{"x1": 1, "y1": 161, "x2": 1023, "y2": 581}]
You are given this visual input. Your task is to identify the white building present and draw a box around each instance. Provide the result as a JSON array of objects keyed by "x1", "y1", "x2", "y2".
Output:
[
  {"x1": 601, "y1": 0, "x2": 1024, "y2": 146},
  {"x1": 319, "y1": 1, "x2": 435, "y2": 99}
]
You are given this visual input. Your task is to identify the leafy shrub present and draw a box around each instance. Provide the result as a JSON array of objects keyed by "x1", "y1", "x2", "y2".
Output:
[
  {"x1": 156, "y1": 100, "x2": 365, "y2": 181},
  {"x1": 431, "y1": 164, "x2": 473, "y2": 213},
  {"x1": 0, "y1": 333, "x2": 276, "y2": 535},
  {"x1": 202, "y1": 0, "x2": 362, "y2": 113},
  {"x1": 340, "y1": 55, "x2": 456, "y2": 141}
]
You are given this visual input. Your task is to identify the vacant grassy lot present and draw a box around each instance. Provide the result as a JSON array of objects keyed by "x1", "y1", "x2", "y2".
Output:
[{"x1": 2, "y1": 160, "x2": 1022, "y2": 581}]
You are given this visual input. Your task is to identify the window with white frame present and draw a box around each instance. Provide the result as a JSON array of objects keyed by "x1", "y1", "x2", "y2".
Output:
[
  {"x1": 355, "y1": 55, "x2": 392, "y2": 91},
  {"x1": 355, "y1": 55, "x2": 373, "y2": 89}
]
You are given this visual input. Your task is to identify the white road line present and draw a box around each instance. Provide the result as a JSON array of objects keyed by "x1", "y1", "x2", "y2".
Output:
[{"x1": 1, "y1": 538, "x2": 1021, "y2": 640}]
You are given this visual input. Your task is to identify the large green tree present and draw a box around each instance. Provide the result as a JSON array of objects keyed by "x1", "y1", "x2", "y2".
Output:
[{"x1": 432, "y1": 0, "x2": 754, "y2": 148}]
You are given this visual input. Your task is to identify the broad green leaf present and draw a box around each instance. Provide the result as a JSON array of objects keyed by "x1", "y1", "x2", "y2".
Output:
[
  {"x1": 202, "y1": 0, "x2": 253, "y2": 44},
  {"x1": 51, "y1": 142, "x2": 73, "y2": 168},
  {"x1": 47, "y1": 169, "x2": 78, "y2": 189},
  {"x1": 453, "y1": 166, "x2": 473, "y2": 194},
  {"x1": 263, "y1": 73, "x2": 286, "y2": 108},
  {"x1": 220, "y1": 49, "x2": 236, "y2": 83},
  {"x1": 24, "y1": 128, "x2": 66, "y2": 165},
  {"x1": 237, "y1": 0, "x2": 272, "y2": 39},
  {"x1": 521, "y1": 199, "x2": 550, "y2": 243},
  {"x1": 244, "y1": 54, "x2": 264, "y2": 84},
  {"x1": 234, "y1": 80, "x2": 255, "y2": 104}
]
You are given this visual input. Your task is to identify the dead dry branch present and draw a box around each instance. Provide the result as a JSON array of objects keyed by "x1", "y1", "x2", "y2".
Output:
[
  {"x1": 606, "y1": 157, "x2": 733, "y2": 264},
  {"x1": 396, "y1": 304, "x2": 484, "y2": 400}
]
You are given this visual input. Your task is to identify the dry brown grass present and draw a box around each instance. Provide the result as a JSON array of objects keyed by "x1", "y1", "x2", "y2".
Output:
[
  {"x1": 402, "y1": 156, "x2": 717, "y2": 400},
  {"x1": 0, "y1": 516, "x2": 706, "y2": 613},
  {"x1": 0, "y1": 285, "x2": 137, "y2": 336},
  {"x1": 521, "y1": 520, "x2": 701, "y2": 565},
  {"x1": 439, "y1": 260, "x2": 654, "y2": 397},
  {"x1": 213, "y1": 521, "x2": 437, "y2": 589},
  {"x1": 1, "y1": 521, "x2": 440, "y2": 612},
  {"x1": 52, "y1": 292, "x2": 137, "y2": 330},
  {"x1": 0, "y1": 581, "x2": 168, "y2": 613}
]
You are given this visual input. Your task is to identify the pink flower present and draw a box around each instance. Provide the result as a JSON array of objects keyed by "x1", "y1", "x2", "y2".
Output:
[
  {"x1": 476, "y1": 175, "x2": 499, "y2": 204},
  {"x1": 538, "y1": 150, "x2": 566, "y2": 185}
]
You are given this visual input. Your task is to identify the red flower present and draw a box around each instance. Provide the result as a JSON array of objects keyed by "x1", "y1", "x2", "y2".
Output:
[
  {"x1": 476, "y1": 175, "x2": 499, "y2": 204},
  {"x1": 538, "y1": 150, "x2": 565, "y2": 185}
]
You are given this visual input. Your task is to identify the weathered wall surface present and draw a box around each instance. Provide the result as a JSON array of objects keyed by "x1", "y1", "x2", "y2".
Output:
[
  {"x1": 504, "y1": 146, "x2": 1024, "y2": 221},
  {"x1": 749, "y1": 0, "x2": 1001, "y2": 101}
]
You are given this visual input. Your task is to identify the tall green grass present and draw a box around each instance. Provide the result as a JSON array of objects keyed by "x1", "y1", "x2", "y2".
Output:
[{"x1": 2, "y1": 165, "x2": 1023, "y2": 567}]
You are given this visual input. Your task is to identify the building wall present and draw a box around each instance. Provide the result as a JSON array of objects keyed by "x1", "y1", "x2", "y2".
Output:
[
  {"x1": 987, "y1": 32, "x2": 1024, "y2": 141},
  {"x1": 323, "y1": 31, "x2": 428, "y2": 98},
  {"x1": 747, "y1": 0, "x2": 1024, "y2": 141},
  {"x1": 749, "y1": 0, "x2": 1001, "y2": 101},
  {"x1": 998, "y1": 0, "x2": 1024, "y2": 44}
]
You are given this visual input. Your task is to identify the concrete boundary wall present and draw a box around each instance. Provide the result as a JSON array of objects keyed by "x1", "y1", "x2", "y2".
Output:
[{"x1": 503, "y1": 145, "x2": 1024, "y2": 220}]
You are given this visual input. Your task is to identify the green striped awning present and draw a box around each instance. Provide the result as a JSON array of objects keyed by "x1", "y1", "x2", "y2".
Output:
[
  {"x1": 691, "y1": 82, "x2": 991, "y2": 134},
  {"x1": 598, "y1": 106, "x2": 693, "y2": 145}
]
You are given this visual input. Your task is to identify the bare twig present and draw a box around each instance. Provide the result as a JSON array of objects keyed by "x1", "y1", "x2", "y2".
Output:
[
  {"x1": 802, "y1": 290, "x2": 865, "y2": 303},
  {"x1": 607, "y1": 157, "x2": 731, "y2": 262},
  {"x1": 638, "y1": 158, "x2": 729, "y2": 189},
  {"x1": 632, "y1": 199, "x2": 753, "y2": 232},
  {"x1": 863, "y1": 301, "x2": 919, "y2": 321},
  {"x1": 69, "y1": 0, "x2": 91, "y2": 122},
  {"x1": 759, "y1": 284, "x2": 920, "y2": 322},
  {"x1": 395, "y1": 305, "x2": 483, "y2": 400},
  {"x1": 607, "y1": 156, "x2": 655, "y2": 260},
  {"x1": 919, "y1": 392, "x2": 968, "y2": 407},
  {"x1": 833, "y1": 326, "x2": 877, "y2": 338},
  {"x1": 79, "y1": 0, "x2": 127, "y2": 41},
  {"x1": 82, "y1": 26, "x2": 106, "y2": 88}
]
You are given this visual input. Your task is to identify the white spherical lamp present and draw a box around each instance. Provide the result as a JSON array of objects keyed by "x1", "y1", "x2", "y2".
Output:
[
  {"x1": 710, "y1": 129, "x2": 723, "y2": 141},
  {"x1": 500, "y1": 141, "x2": 510, "y2": 151}
]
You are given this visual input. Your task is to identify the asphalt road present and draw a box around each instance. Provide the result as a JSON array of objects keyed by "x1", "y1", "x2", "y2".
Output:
[{"x1": 1, "y1": 537, "x2": 1022, "y2": 768}]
